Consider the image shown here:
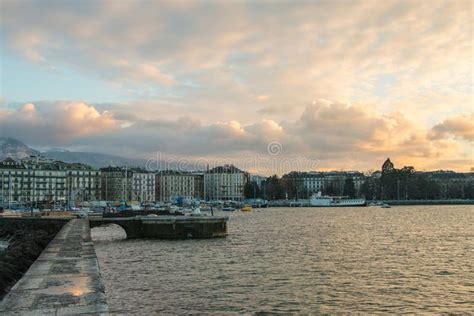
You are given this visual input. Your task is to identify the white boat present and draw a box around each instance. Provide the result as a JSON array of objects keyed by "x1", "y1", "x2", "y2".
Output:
[
  {"x1": 310, "y1": 192, "x2": 366, "y2": 207},
  {"x1": 168, "y1": 205, "x2": 180, "y2": 214},
  {"x1": 200, "y1": 205, "x2": 213, "y2": 212},
  {"x1": 191, "y1": 207, "x2": 202, "y2": 216},
  {"x1": 0, "y1": 210, "x2": 22, "y2": 218},
  {"x1": 381, "y1": 203, "x2": 391, "y2": 208}
]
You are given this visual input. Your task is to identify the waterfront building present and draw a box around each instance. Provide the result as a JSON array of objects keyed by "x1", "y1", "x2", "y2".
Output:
[
  {"x1": 204, "y1": 165, "x2": 248, "y2": 201},
  {"x1": 423, "y1": 171, "x2": 474, "y2": 199},
  {"x1": 0, "y1": 157, "x2": 67, "y2": 206},
  {"x1": 131, "y1": 168, "x2": 155, "y2": 202},
  {"x1": 282, "y1": 171, "x2": 366, "y2": 197},
  {"x1": 0, "y1": 157, "x2": 106, "y2": 206},
  {"x1": 100, "y1": 166, "x2": 155, "y2": 202},
  {"x1": 100, "y1": 167, "x2": 130, "y2": 202},
  {"x1": 382, "y1": 158, "x2": 395, "y2": 173},
  {"x1": 60, "y1": 162, "x2": 101, "y2": 205},
  {"x1": 156, "y1": 170, "x2": 203, "y2": 202},
  {"x1": 250, "y1": 175, "x2": 267, "y2": 189},
  {"x1": 193, "y1": 171, "x2": 205, "y2": 200}
]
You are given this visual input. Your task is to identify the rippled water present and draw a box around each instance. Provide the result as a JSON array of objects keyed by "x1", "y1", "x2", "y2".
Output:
[
  {"x1": 92, "y1": 206, "x2": 474, "y2": 314},
  {"x1": 0, "y1": 240, "x2": 8, "y2": 251}
]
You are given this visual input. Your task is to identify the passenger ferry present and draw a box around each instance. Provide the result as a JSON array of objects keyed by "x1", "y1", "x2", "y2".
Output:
[{"x1": 310, "y1": 192, "x2": 366, "y2": 207}]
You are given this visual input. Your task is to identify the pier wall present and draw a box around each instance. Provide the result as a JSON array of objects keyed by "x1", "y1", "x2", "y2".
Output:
[
  {"x1": 90, "y1": 216, "x2": 228, "y2": 239},
  {"x1": 1, "y1": 215, "x2": 228, "y2": 314},
  {"x1": 0, "y1": 219, "x2": 108, "y2": 315},
  {"x1": 0, "y1": 218, "x2": 69, "y2": 299}
]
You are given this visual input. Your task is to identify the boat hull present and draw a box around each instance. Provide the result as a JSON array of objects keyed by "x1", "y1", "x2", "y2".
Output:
[{"x1": 310, "y1": 196, "x2": 366, "y2": 207}]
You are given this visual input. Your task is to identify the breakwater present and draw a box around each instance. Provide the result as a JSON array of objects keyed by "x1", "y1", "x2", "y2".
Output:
[
  {"x1": 0, "y1": 219, "x2": 108, "y2": 314},
  {"x1": 0, "y1": 218, "x2": 68, "y2": 299},
  {"x1": 1, "y1": 215, "x2": 228, "y2": 313},
  {"x1": 90, "y1": 216, "x2": 228, "y2": 239}
]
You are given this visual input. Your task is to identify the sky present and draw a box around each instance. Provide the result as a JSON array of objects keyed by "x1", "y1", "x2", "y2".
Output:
[{"x1": 0, "y1": 0, "x2": 472, "y2": 174}]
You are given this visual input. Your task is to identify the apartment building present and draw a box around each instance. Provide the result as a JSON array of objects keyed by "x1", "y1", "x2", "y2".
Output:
[
  {"x1": 204, "y1": 165, "x2": 248, "y2": 201},
  {"x1": 101, "y1": 166, "x2": 155, "y2": 202},
  {"x1": 0, "y1": 157, "x2": 67, "y2": 205},
  {"x1": 156, "y1": 170, "x2": 203, "y2": 202}
]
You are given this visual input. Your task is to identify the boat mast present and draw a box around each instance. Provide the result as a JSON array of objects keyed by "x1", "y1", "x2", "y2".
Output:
[
  {"x1": 203, "y1": 171, "x2": 206, "y2": 202},
  {"x1": 160, "y1": 169, "x2": 163, "y2": 202},
  {"x1": 8, "y1": 173, "x2": 12, "y2": 210}
]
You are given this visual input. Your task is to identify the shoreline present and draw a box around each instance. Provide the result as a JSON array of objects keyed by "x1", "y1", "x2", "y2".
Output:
[{"x1": 267, "y1": 199, "x2": 474, "y2": 207}]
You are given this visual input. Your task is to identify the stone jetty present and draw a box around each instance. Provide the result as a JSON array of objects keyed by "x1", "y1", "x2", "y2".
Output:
[{"x1": 0, "y1": 219, "x2": 108, "y2": 315}]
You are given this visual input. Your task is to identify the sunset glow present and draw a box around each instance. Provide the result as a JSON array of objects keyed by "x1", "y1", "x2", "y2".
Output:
[{"x1": 0, "y1": 0, "x2": 472, "y2": 173}]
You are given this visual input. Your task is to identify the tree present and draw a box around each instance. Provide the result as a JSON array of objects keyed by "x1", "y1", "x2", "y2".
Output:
[
  {"x1": 343, "y1": 177, "x2": 356, "y2": 198},
  {"x1": 281, "y1": 176, "x2": 305, "y2": 200},
  {"x1": 464, "y1": 182, "x2": 474, "y2": 199},
  {"x1": 244, "y1": 182, "x2": 261, "y2": 199},
  {"x1": 399, "y1": 166, "x2": 415, "y2": 200},
  {"x1": 447, "y1": 182, "x2": 463, "y2": 199},
  {"x1": 263, "y1": 175, "x2": 285, "y2": 200},
  {"x1": 243, "y1": 182, "x2": 253, "y2": 199}
]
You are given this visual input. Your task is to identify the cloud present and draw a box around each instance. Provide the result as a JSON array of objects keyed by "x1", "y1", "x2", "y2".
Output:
[
  {"x1": 0, "y1": 1, "x2": 472, "y2": 172},
  {"x1": 0, "y1": 100, "x2": 471, "y2": 172},
  {"x1": 429, "y1": 113, "x2": 474, "y2": 142},
  {"x1": 0, "y1": 101, "x2": 119, "y2": 144},
  {"x1": 1, "y1": 0, "x2": 471, "y2": 121}
]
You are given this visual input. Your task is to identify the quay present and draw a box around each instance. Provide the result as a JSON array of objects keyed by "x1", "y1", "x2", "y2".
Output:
[
  {"x1": 0, "y1": 219, "x2": 108, "y2": 315},
  {"x1": 90, "y1": 216, "x2": 228, "y2": 239},
  {"x1": 0, "y1": 215, "x2": 228, "y2": 314}
]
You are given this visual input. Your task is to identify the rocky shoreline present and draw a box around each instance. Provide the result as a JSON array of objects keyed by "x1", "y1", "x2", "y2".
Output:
[{"x1": 0, "y1": 219, "x2": 68, "y2": 299}]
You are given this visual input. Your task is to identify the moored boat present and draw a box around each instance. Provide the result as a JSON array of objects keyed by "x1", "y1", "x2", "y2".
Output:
[
  {"x1": 310, "y1": 192, "x2": 366, "y2": 207},
  {"x1": 241, "y1": 205, "x2": 252, "y2": 212}
]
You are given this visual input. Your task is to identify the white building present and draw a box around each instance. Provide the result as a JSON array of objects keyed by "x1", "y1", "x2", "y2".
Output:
[
  {"x1": 283, "y1": 171, "x2": 365, "y2": 197},
  {"x1": 53, "y1": 162, "x2": 102, "y2": 205},
  {"x1": 132, "y1": 169, "x2": 155, "y2": 202},
  {"x1": 204, "y1": 165, "x2": 248, "y2": 201},
  {"x1": 0, "y1": 158, "x2": 67, "y2": 206},
  {"x1": 156, "y1": 171, "x2": 203, "y2": 202}
]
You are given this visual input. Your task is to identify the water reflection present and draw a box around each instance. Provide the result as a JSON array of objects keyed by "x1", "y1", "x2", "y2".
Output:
[{"x1": 37, "y1": 276, "x2": 92, "y2": 297}]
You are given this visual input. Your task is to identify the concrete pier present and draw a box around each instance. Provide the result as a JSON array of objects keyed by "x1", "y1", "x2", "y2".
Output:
[
  {"x1": 0, "y1": 215, "x2": 228, "y2": 313},
  {"x1": 0, "y1": 219, "x2": 108, "y2": 315},
  {"x1": 90, "y1": 215, "x2": 228, "y2": 239}
]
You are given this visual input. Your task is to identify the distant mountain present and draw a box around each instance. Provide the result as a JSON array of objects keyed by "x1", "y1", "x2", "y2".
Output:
[
  {"x1": 43, "y1": 150, "x2": 148, "y2": 169},
  {"x1": 0, "y1": 137, "x2": 188, "y2": 170},
  {"x1": 43, "y1": 150, "x2": 189, "y2": 170},
  {"x1": 0, "y1": 137, "x2": 147, "y2": 169},
  {"x1": 0, "y1": 137, "x2": 40, "y2": 160}
]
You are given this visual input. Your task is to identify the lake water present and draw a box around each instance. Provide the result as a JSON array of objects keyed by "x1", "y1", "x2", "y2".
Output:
[
  {"x1": 0, "y1": 240, "x2": 8, "y2": 251},
  {"x1": 92, "y1": 206, "x2": 474, "y2": 314}
]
